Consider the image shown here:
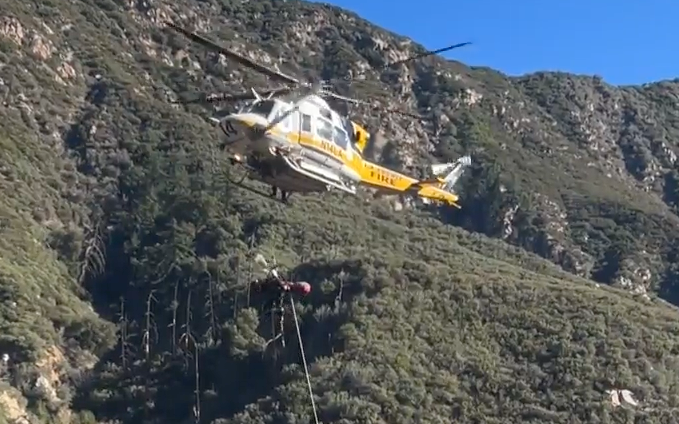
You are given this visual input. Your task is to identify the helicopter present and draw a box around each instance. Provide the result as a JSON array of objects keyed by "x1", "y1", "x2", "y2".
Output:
[{"x1": 165, "y1": 22, "x2": 472, "y2": 205}]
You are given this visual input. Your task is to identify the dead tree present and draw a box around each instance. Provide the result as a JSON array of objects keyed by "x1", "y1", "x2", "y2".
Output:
[
  {"x1": 335, "y1": 270, "x2": 346, "y2": 313},
  {"x1": 179, "y1": 291, "x2": 195, "y2": 370},
  {"x1": 119, "y1": 297, "x2": 131, "y2": 369},
  {"x1": 245, "y1": 233, "x2": 256, "y2": 306},
  {"x1": 176, "y1": 288, "x2": 201, "y2": 423},
  {"x1": 170, "y1": 280, "x2": 180, "y2": 355},
  {"x1": 192, "y1": 343, "x2": 201, "y2": 424},
  {"x1": 77, "y1": 220, "x2": 106, "y2": 285},
  {"x1": 233, "y1": 254, "x2": 241, "y2": 319},
  {"x1": 204, "y1": 269, "x2": 217, "y2": 347},
  {"x1": 142, "y1": 291, "x2": 158, "y2": 362}
]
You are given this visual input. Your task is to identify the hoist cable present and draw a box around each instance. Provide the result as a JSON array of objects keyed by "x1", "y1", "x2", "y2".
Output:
[{"x1": 289, "y1": 294, "x2": 320, "y2": 424}]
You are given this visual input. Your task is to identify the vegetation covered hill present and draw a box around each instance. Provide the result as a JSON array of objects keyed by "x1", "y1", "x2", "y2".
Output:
[{"x1": 1, "y1": 0, "x2": 679, "y2": 423}]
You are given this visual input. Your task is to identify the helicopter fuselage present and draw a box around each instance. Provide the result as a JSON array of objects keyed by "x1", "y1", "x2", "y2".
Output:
[{"x1": 217, "y1": 105, "x2": 361, "y2": 194}]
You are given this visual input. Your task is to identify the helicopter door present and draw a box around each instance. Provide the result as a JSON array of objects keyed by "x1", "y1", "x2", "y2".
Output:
[
  {"x1": 290, "y1": 111, "x2": 301, "y2": 141},
  {"x1": 301, "y1": 114, "x2": 312, "y2": 134},
  {"x1": 300, "y1": 113, "x2": 312, "y2": 146}
]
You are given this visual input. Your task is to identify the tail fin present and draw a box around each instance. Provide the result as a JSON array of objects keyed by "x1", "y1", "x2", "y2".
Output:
[
  {"x1": 351, "y1": 122, "x2": 371, "y2": 153},
  {"x1": 411, "y1": 155, "x2": 471, "y2": 207},
  {"x1": 431, "y1": 155, "x2": 472, "y2": 193}
]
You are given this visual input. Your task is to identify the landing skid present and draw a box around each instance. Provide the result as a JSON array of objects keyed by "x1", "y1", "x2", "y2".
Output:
[
  {"x1": 234, "y1": 181, "x2": 289, "y2": 205},
  {"x1": 227, "y1": 159, "x2": 289, "y2": 205}
]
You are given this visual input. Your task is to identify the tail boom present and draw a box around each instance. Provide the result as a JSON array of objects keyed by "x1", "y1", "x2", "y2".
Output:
[
  {"x1": 413, "y1": 185, "x2": 461, "y2": 207},
  {"x1": 358, "y1": 155, "x2": 470, "y2": 208}
]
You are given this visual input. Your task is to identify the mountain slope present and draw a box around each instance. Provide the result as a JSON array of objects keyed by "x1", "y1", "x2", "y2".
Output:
[{"x1": 1, "y1": 0, "x2": 679, "y2": 423}]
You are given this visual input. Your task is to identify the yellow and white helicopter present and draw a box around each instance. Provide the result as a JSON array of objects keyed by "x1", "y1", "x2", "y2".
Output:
[{"x1": 166, "y1": 22, "x2": 472, "y2": 206}]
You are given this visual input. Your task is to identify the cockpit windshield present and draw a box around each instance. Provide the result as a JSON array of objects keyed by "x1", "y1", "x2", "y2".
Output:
[
  {"x1": 340, "y1": 117, "x2": 355, "y2": 143},
  {"x1": 247, "y1": 100, "x2": 275, "y2": 118}
]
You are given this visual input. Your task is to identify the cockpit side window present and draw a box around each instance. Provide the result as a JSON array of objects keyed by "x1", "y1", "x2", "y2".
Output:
[
  {"x1": 315, "y1": 117, "x2": 333, "y2": 141},
  {"x1": 272, "y1": 105, "x2": 292, "y2": 130},
  {"x1": 341, "y1": 117, "x2": 357, "y2": 144},
  {"x1": 301, "y1": 114, "x2": 312, "y2": 132},
  {"x1": 248, "y1": 100, "x2": 275, "y2": 118},
  {"x1": 332, "y1": 126, "x2": 348, "y2": 149}
]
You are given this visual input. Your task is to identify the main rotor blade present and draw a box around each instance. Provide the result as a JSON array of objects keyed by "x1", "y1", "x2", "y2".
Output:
[
  {"x1": 173, "y1": 86, "x2": 295, "y2": 105},
  {"x1": 172, "y1": 92, "x2": 257, "y2": 104},
  {"x1": 165, "y1": 22, "x2": 300, "y2": 86},
  {"x1": 335, "y1": 41, "x2": 471, "y2": 87},
  {"x1": 383, "y1": 106, "x2": 427, "y2": 120},
  {"x1": 320, "y1": 41, "x2": 471, "y2": 119},
  {"x1": 325, "y1": 91, "x2": 426, "y2": 120},
  {"x1": 383, "y1": 42, "x2": 471, "y2": 69}
]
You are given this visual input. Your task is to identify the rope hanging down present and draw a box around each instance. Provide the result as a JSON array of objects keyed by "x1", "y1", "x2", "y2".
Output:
[{"x1": 289, "y1": 294, "x2": 320, "y2": 424}]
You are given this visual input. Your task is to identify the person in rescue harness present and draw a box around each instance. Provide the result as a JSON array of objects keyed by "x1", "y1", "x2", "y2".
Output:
[{"x1": 251, "y1": 268, "x2": 311, "y2": 347}]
